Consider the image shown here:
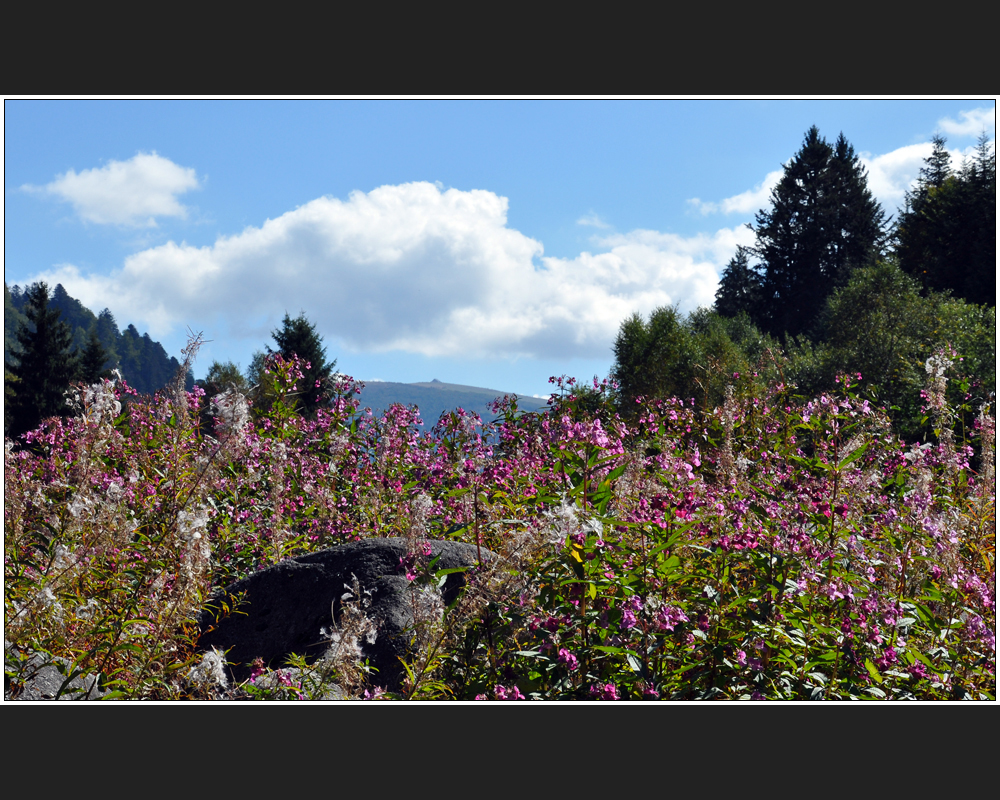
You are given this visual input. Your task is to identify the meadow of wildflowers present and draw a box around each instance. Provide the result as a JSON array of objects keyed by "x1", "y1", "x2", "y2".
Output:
[{"x1": 4, "y1": 340, "x2": 994, "y2": 700}]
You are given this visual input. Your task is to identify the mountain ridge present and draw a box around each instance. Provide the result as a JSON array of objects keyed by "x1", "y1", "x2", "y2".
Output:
[{"x1": 354, "y1": 378, "x2": 549, "y2": 425}]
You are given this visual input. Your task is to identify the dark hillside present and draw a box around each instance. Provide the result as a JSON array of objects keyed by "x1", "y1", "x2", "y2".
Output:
[{"x1": 6, "y1": 282, "x2": 191, "y2": 395}]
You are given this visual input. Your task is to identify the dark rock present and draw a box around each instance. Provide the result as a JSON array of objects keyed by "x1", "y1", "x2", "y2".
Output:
[{"x1": 197, "y1": 538, "x2": 490, "y2": 693}]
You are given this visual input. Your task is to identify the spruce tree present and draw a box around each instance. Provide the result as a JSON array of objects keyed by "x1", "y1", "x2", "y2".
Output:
[
  {"x1": 956, "y1": 132, "x2": 996, "y2": 306},
  {"x1": 5, "y1": 282, "x2": 27, "y2": 364},
  {"x1": 266, "y1": 312, "x2": 336, "y2": 417},
  {"x1": 94, "y1": 308, "x2": 121, "y2": 368},
  {"x1": 749, "y1": 126, "x2": 886, "y2": 338},
  {"x1": 714, "y1": 245, "x2": 763, "y2": 319},
  {"x1": 920, "y1": 134, "x2": 953, "y2": 189},
  {"x1": 76, "y1": 329, "x2": 112, "y2": 384},
  {"x1": 896, "y1": 132, "x2": 995, "y2": 306},
  {"x1": 6, "y1": 282, "x2": 78, "y2": 438},
  {"x1": 827, "y1": 133, "x2": 887, "y2": 281}
]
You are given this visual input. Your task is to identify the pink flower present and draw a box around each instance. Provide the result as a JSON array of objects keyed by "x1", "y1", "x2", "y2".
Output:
[
  {"x1": 494, "y1": 684, "x2": 525, "y2": 700},
  {"x1": 590, "y1": 682, "x2": 619, "y2": 701},
  {"x1": 908, "y1": 662, "x2": 928, "y2": 680},
  {"x1": 557, "y1": 648, "x2": 579, "y2": 671}
]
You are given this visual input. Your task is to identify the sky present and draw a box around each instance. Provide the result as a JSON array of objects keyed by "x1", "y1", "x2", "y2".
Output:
[{"x1": 4, "y1": 98, "x2": 996, "y2": 398}]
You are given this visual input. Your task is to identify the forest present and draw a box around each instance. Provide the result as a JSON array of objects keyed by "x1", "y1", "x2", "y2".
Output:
[
  {"x1": 5, "y1": 281, "x2": 192, "y2": 439},
  {"x1": 3, "y1": 128, "x2": 995, "y2": 701}
]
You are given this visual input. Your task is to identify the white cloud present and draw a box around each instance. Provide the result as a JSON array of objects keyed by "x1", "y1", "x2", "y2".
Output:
[
  {"x1": 861, "y1": 140, "x2": 982, "y2": 215},
  {"x1": 860, "y1": 143, "x2": 933, "y2": 214},
  {"x1": 690, "y1": 132, "x2": 987, "y2": 225},
  {"x1": 23, "y1": 151, "x2": 200, "y2": 227},
  {"x1": 577, "y1": 211, "x2": 611, "y2": 228},
  {"x1": 937, "y1": 107, "x2": 996, "y2": 138},
  {"x1": 686, "y1": 169, "x2": 784, "y2": 216},
  {"x1": 29, "y1": 182, "x2": 747, "y2": 362}
]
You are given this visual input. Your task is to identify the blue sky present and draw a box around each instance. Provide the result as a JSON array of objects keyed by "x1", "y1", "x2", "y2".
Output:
[{"x1": 4, "y1": 98, "x2": 995, "y2": 398}]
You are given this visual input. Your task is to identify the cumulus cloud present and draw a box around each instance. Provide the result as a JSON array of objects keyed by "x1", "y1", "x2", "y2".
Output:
[
  {"x1": 859, "y1": 143, "x2": 934, "y2": 213},
  {"x1": 30, "y1": 182, "x2": 745, "y2": 362},
  {"x1": 937, "y1": 107, "x2": 995, "y2": 138},
  {"x1": 862, "y1": 138, "x2": 985, "y2": 214},
  {"x1": 23, "y1": 151, "x2": 200, "y2": 227},
  {"x1": 686, "y1": 169, "x2": 784, "y2": 216}
]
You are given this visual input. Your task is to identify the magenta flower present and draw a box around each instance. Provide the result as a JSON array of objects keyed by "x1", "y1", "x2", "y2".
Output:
[
  {"x1": 494, "y1": 684, "x2": 525, "y2": 700},
  {"x1": 908, "y1": 662, "x2": 928, "y2": 680},
  {"x1": 656, "y1": 605, "x2": 688, "y2": 632},
  {"x1": 590, "y1": 682, "x2": 619, "y2": 701},
  {"x1": 557, "y1": 648, "x2": 579, "y2": 671}
]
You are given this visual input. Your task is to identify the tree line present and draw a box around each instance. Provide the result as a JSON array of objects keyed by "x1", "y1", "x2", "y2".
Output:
[
  {"x1": 610, "y1": 126, "x2": 995, "y2": 439},
  {"x1": 6, "y1": 126, "x2": 994, "y2": 445},
  {"x1": 3, "y1": 265, "x2": 337, "y2": 441},
  {"x1": 4, "y1": 282, "x2": 192, "y2": 439}
]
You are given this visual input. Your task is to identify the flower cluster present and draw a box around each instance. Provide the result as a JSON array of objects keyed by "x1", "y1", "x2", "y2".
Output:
[{"x1": 4, "y1": 335, "x2": 994, "y2": 701}]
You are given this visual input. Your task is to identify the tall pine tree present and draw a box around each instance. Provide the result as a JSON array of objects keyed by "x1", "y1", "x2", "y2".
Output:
[
  {"x1": 715, "y1": 245, "x2": 763, "y2": 318},
  {"x1": 265, "y1": 312, "x2": 336, "y2": 417},
  {"x1": 958, "y1": 132, "x2": 996, "y2": 306},
  {"x1": 76, "y1": 329, "x2": 112, "y2": 384},
  {"x1": 5, "y1": 282, "x2": 78, "y2": 438},
  {"x1": 748, "y1": 126, "x2": 887, "y2": 338},
  {"x1": 895, "y1": 132, "x2": 996, "y2": 306}
]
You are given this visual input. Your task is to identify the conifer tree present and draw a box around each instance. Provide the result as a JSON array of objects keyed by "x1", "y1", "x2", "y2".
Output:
[
  {"x1": 715, "y1": 245, "x2": 763, "y2": 318},
  {"x1": 94, "y1": 308, "x2": 121, "y2": 367},
  {"x1": 920, "y1": 133, "x2": 953, "y2": 189},
  {"x1": 4, "y1": 282, "x2": 27, "y2": 364},
  {"x1": 749, "y1": 126, "x2": 887, "y2": 338},
  {"x1": 4, "y1": 367, "x2": 17, "y2": 435},
  {"x1": 896, "y1": 132, "x2": 995, "y2": 306},
  {"x1": 955, "y1": 132, "x2": 996, "y2": 306},
  {"x1": 5, "y1": 282, "x2": 78, "y2": 438},
  {"x1": 265, "y1": 312, "x2": 336, "y2": 417},
  {"x1": 76, "y1": 329, "x2": 112, "y2": 384}
]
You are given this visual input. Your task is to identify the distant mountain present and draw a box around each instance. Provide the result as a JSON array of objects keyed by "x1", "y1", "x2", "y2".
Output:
[{"x1": 355, "y1": 378, "x2": 549, "y2": 427}]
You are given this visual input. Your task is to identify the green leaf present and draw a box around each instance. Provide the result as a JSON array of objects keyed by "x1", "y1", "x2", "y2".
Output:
[
  {"x1": 602, "y1": 463, "x2": 628, "y2": 486},
  {"x1": 434, "y1": 567, "x2": 470, "y2": 577},
  {"x1": 838, "y1": 441, "x2": 868, "y2": 468},
  {"x1": 864, "y1": 659, "x2": 882, "y2": 684}
]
